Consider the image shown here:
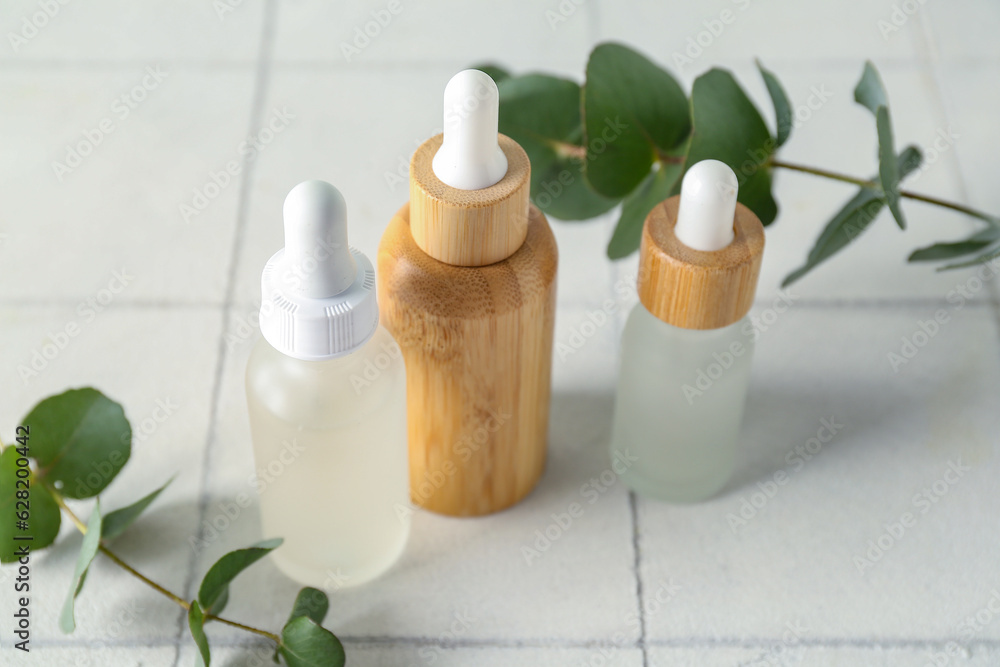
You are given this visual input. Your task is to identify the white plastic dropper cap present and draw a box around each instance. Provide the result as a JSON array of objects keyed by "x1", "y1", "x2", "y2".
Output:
[
  {"x1": 432, "y1": 69, "x2": 508, "y2": 190},
  {"x1": 673, "y1": 159, "x2": 738, "y2": 252},
  {"x1": 259, "y1": 181, "x2": 379, "y2": 361}
]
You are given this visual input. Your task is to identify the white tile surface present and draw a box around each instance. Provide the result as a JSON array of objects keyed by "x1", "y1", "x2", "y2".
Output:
[
  {"x1": 1, "y1": 0, "x2": 266, "y2": 63},
  {"x1": 2, "y1": 1, "x2": 999, "y2": 665},
  {"x1": 0, "y1": 67, "x2": 256, "y2": 304},
  {"x1": 0, "y1": 306, "x2": 221, "y2": 642},
  {"x1": 272, "y1": 0, "x2": 594, "y2": 68},
  {"x1": 637, "y1": 306, "x2": 1000, "y2": 640}
]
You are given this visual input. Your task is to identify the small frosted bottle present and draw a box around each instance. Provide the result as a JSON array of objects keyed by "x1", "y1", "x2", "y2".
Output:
[
  {"x1": 246, "y1": 180, "x2": 410, "y2": 587},
  {"x1": 610, "y1": 160, "x2": 765, "y2": 502}
]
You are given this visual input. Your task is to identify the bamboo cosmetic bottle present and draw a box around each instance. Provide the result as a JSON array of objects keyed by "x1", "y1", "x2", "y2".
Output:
[{"x1": 378, "y1": 70, "x2": 558, "y2": 517}]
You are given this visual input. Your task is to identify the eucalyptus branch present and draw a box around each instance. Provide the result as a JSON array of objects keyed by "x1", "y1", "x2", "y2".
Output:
[
  {"x1": 768, "y1": 158, "x2": 1000, "y2": 225},
  {"x1": 45, "y1": 483, "x2": 282, "y2": 644}
]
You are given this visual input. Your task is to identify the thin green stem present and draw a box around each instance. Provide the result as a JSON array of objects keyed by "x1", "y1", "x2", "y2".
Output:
[
  {"x1": 769, "y1": 158, "x2": 1000, "y2": 224},
  {"x1": 45, "y1": 484, "x2": 282, "y2": 645}
]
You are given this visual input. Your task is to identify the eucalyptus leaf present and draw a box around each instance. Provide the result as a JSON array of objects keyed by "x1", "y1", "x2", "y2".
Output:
[
  {"x1": 101, "y1": 476, "x2": 174, "y2": 541},
  {"x1": 607, "y1": 163, "x2": 683, "y2": 259},
  {"x1": 471, "y1": 64, "x2": 511, "y2": 84},
  {"x1": 757, "y1": 59, "x2": 793, "y2": 148},
  {"x1": 783, "y1": 145, "x2": 923, "y2": 287},
  {"x1": 189, "y1": 600, "x2": 211, "y2": 667},
  {"x1": 60, "y1": 500, "x2": 102, "y2": 634},
  {"x1": 0, "y1": 447, "x2": 61, "y2": 562},
  {"x1": 198, "y1": 538, "x2": 283, "y2": 616},
  {"x1": 287, "y1": 587, "x2": 330, "y2": 626},
  {"x1": 684, "y1": 68, "x2": 778, "y2": 225},
  {"x1": 22, "y1": 388, "x2": 131, "y2": 499},
  {"x1": 909, "y1": 240, "x2": 995, "y2": 262},
  {"x1": 939, "y1": 245, "x2": 1000, "y2": 271},
  {"x1": 498, "y1": 73, "x2": 619, "y2": 219},
  {"x1": 279, "y1": 616, "x2": 346, "y2": 667},
  {"x1": 854, "y1": 61, "x2": 906, "y2": 229},
  {"x1": 583, "y1": 42, "x2": 690, "y2": 197}
]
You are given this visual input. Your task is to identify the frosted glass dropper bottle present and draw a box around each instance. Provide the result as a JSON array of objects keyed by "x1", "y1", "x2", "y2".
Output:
[
  {"x1": 246, "y1": 180, "x2": 410, "y2": 587},
  {"x1": 610, "y1": 160, "x2": 765, "y2": 502}
]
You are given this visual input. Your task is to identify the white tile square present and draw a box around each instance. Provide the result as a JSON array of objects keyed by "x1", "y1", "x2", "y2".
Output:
[
  {"x1": 935, "y1": 63, "x2": 1000, "y2": 222},
  {"x1": 6, "y1": 646, "x2": 178, "y2": 667},
  {"x1": 0, "y1": 67, "x2": 256, "y2": 304},
  {"x1": 596, "y1": 0, "x2": 922, "y2": 66},
  {"x1": 636, "y1": 306, "x2": 1000, "y2": 640},
  {"x1": 649, "y1": 646, "x2": 1000, "y2": 666},
  {"x1": 924, "y1": 0, "x2": 1000, "y2": 62},
  {"x1": 272, "y1": 0, "x2": 593, "y2": 69},
  {"x1": 0, "y1": 306, "x2": 222, "y2": 642},
  {"x1": 1, "y1": 0, "x2": 266, "y2": 63}
]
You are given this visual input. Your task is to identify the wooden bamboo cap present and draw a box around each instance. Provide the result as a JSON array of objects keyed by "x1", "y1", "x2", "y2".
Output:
[
  {"x1": 409, "y1": 133, "x2": 530, "y2": 267},
  {"x1": 638, "y1": 195, "x2": 765, "y2": 330}
]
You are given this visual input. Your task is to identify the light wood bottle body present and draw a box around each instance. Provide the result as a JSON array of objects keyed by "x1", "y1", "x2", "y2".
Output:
[{"x1": 377, "y1": 203, "x2": 558, "y2": 517}]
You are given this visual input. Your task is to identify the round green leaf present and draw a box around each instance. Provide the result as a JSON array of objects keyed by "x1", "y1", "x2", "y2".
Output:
[
  {"x1": 583, "y1": 42, "x2": 690, "y2": 198},
  {"x1": 287, "y1": 587, "x2": 330, "y2": 626},
  {"x1": 22, "y1": 388, "x2": 131, "y2": 499},
  {"x1": 280, "y1": 616, "x2": 346, "y2": 667},
  {"x1": 498, "y1": 73, "x2": 619, "y2": 220},
  {"x1": 0, "y1": 447, "x2": 61, "y2": 563},
  {"x1": 684, "y1": 68, "x2": 778, "y2": 226}
]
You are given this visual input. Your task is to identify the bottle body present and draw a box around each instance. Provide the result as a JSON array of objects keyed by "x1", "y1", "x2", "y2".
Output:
[
  {"x1": 245, "y1": 325, "x2": 410, "y2": 587},
  {"x1": 377, "y1": 203, "x2": 557, "y2": 516},
  {"x1": 610, "y1": 302, "x2": 754, "y2": 502}
]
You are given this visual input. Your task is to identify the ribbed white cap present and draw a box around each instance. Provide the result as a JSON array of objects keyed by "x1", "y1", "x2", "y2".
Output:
[{"x1": 259, "y1": 181, "x2": 378, "y2": 361}]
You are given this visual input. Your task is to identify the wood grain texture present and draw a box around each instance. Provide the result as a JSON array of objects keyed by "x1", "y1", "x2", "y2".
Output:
[
  {"x1": 638, "y1": 196, "x2": 765, "y2": 330},
  {"x1": 409, "y1": 133, "x2": 530, "y2": 267},
  {"x1": 377, "y1": 203, "x2": 557, "y2": 516}
]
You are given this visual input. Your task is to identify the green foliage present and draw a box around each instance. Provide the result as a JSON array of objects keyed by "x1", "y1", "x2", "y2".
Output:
[
  {"x1": 583, "y1": 42, "x2": 690, "y2": 198},
  {"x1": 757, "y1": 59, "x2": 793, "y2": 148},
  {"x1": 479, "y1": 43, "x2": 1000, "y2": 282},
  {"x1": 854, "y1": 61, "x2": 906, "y2": 229},
  {"x1": 3, "y1": 387, "x2": 344, "y2": 666},
  {"x1": 497, "y1": 73, "x2": 619, "y2": 220},
  {"x1": 22, "y1": 388, "x2": 130, "y2": 499},
  {"x1": 60, "y1": 501, "x2": 102, "y2": 633},
  {"x1": 198, "y1": 538, "x2": 283, "y2": 616},
  {"x1": 101, "y1": 476, "x2": 174, "y2": 541},
  {"x1": 279, "y1": 616, "x2": 347, "y2": 667},
  {"x1": 683, "y1": 68, "x2": 778, "y2": 226},
  {"x1": 287, "y1": 587, "x2": 331, "y2": 626},
  {"x1": 607, "y1": 164, "x2": 682, "y2": 259},
  {"x1": 783, "y1": 146, "x2": 923, "y2": 287},
  {"x1": 0, "y1": 447, "x2": 61, "y2": 562},
  {"x1": 189, "y1": 600, "x2": 212, "y2": 667}
]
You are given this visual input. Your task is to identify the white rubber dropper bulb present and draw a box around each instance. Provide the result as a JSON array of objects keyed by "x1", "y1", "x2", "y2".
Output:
[
  {"x1": 673, "y1": 159, "x2": 738, "y2": 252},
  {"x1": 281, "y1": 180, "x2": 356, "y2": 298},
  {"x1": 432, "y1": 69, "x2": 509, "y2": 190}
]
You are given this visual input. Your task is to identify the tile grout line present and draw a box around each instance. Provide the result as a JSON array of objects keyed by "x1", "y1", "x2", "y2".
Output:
[
  {"x1": 31, "y1": 634, "x2": 1000, "y2": 652},
  {"x1": 627, "y1": 490, "x2": 649, "y2": 667},
  {"x1": 168, "y1": 0, "x2": 279, "y2": 663}
]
